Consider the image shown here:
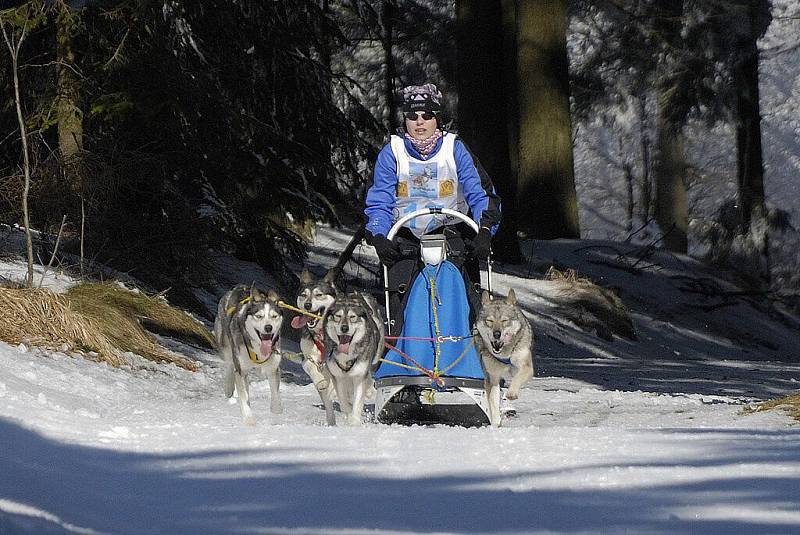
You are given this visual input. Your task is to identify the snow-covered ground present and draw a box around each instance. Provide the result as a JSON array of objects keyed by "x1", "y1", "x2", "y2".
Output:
[{"x1": 2, "y1": 226, "x2": 800, "y2": 534}]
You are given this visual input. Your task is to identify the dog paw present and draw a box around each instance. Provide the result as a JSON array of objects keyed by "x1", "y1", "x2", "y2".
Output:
[
  {"x1": 243, "y1": 414, "x2": 256, "y2": 426},
  {"x1": 347, "y1": 416, "x2": 363, "y2": 426},
  {"x1": 506, "y1": 390, "x2": 519, "y2": 400},
  {"x1": 270, "y1": 404, "x2": 284, "y2": 415}
]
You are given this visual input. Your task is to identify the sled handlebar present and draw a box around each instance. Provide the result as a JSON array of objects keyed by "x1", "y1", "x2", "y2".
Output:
[{"x1": 386, "y1": 208, "x2": 479, "y2": 240}]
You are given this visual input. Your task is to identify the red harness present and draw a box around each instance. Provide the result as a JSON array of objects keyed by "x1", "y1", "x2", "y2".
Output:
[{"x1": 313, "y1": 335, "x2": 327, "y2": 361}]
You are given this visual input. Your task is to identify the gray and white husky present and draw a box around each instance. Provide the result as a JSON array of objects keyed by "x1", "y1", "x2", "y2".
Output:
[
  {"x1": 291, "y1": 269, "x2": 338, "y2": 425},
  {"x1": 474, "y1": 289, "x2": 535, "y2": 427},
  {"x1": 214, "y1": 284, "x2": 284, "y2": 426},
  {"x1": 323, "y1": 292, "x2": 384, "y2": 426}
]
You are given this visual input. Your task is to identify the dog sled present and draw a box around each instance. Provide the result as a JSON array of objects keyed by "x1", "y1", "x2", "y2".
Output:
[{"x1": 374, "y1": 208, "x2": 494, "y2": 426}]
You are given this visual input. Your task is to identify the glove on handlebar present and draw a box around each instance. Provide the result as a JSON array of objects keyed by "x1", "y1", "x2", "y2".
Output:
[
  {"x1": 468, "y1": 227, "x2": 492, "y2": 259},
  {"x1": 367, "y1": 231, "x2": 402, "y2": 266}
]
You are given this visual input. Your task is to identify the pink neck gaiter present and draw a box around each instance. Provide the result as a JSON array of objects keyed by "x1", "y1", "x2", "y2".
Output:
[{"x1": 404, "y1": 129, "x2": 443, "y2": 160}]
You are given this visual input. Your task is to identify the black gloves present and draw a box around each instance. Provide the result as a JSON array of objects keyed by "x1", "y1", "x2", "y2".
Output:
[
  {"x1": 367, "y1": 231, "x2": 402, "y2": 266},
  {"x1": 468, "y1": 227, "x2": 492, "y2": 259},
  {"x1": 368, "y1": 227, "x2": 491, "y2": 265}
]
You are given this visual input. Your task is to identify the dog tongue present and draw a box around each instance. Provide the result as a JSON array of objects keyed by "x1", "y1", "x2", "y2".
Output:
[
  {"x1": 290, "y1": 316, "x2": 306, "y2": 329},
  {"x1": 338, "y1": 335, "x2": 352, "y2": 354},
  {"x1": 260, "y1": 338, "x2": 273, "y2": 357}
]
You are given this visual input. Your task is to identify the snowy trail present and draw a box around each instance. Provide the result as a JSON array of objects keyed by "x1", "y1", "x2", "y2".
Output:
[
  {"x1": 2, "y1": 339, "x2": 799, "y2": 535},
  {"x1": 3, "y1": 226, "x2": 800, "y2": 533}
]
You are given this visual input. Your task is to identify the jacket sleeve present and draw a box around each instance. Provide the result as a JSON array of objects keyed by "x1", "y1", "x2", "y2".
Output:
[
  {"x1": 364, "y1": 143, "x2": 398, "y2": 238},
  {"x1": 454, "y1": 139, "x2": 502, "y2": 235}
]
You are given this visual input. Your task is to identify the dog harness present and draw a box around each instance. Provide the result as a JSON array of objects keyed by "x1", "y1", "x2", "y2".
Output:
[
  {"x1": 311, "y1": 333, "x2": 327, "y2": 361},
  {"x1": 244, "y1": 335, "x2": 278, "y2": 365},
  {"x1": 490, "y1": 354, "x2": 512, "y2": 366},
  {"x1": 333, "y1": 355, "x2": 357, "y2": 372}
]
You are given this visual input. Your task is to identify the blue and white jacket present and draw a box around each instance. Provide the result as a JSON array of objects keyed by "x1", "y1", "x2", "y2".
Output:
[{"x1": 365, "y1": 133, "x2": 501, "y2": 238}]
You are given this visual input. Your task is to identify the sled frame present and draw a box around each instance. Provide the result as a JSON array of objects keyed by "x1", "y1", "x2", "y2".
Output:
[{"x1": 376, "y1": 208, "x2": 494, "y2": 426}]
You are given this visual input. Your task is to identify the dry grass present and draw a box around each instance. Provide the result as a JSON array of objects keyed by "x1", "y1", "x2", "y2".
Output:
[
  {"x1": 545, "y1": 266, "x2": 589, "y2": 284},
  {"x1": 0, "y1": 282, "x2": 213, "y2": 371},
  {"x1": 0, "y1": 287, "x2": 125, "y2": 366},
  {"x1": 544, "y1": 265, "x2": 636, "y2": 341},
  {"x1": 748, "y1": 393, "x2": 800, "y2": 422},
  {"x1": 66, "y1": 283, "x2": 215, "y2": 348}
]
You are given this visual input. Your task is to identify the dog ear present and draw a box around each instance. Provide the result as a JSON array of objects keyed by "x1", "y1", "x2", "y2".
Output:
[
  {"x1": 322, "y1": 269, "x2": 337, "y2": 284},
  {"x1": 249, "y1": 283, "x2": 264, "y2": 301},
  {"x1": 267, "y1": 289, "x2": 280, "y2": 303},
  {"x1": 506, "y1": 288, "x2": 517, "y2": 305},
  {"x1": 300, "y1": 269, "x2": 313, "y2": 284},
  {"x1": 355, "y1": 293, "x2": 370, "y2": 310},
  {"x1": 481, "y1": 291, "x2": 492, "y2": 306}
]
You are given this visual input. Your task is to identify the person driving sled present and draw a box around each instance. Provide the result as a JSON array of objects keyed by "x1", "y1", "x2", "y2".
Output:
[{"x1": 364, "y1": 83, "x2": 501, "y2": 335}]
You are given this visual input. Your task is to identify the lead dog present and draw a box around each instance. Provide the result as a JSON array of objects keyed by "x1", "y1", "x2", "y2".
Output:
[
  {"x1": 214, "y1": 284, "x2": 284, "y2": 425},
  {"x1": 292, "y1": 269, "x2": 337, "y2": 425},
  {"x1": 323, "y1": 292, "x2": 384, "y2": 425},
  {"x1": 474, "y1": 289, "x2": 534, "y2": 427}
]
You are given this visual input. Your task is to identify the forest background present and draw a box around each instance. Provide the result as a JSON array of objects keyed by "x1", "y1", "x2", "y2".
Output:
[{"x1": 1, "y1": 0, "x2": 798, "y2": 316}]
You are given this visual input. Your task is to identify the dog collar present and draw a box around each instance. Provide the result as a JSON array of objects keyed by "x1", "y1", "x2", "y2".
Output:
[
  {"x1": 246, "y1": 335, "x2": 278, "y2": 365},
  {"x1": 334, "y1": 355, "x2": 357, "y2": 372},
  {"x1": 248, "y1": 348, "x2": 270, "y2": 364},
  {"x1": 490, "y1": 354, "x2": 512, "y2": 366}
]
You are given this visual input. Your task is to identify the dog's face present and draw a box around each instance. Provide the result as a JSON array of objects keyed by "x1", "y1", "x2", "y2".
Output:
[
  {"x1": 243, "y1": 288, "x2": 284, "y2": 358},
  {"x1": 293, "y1": 269, "x2": 337, "y2": 331},
  {"x1": 477, "y1": 289, "x2": 522, "y2": 355},
  {"x1": 324, "y1": 296, "x2": 371, "y2": 355}
]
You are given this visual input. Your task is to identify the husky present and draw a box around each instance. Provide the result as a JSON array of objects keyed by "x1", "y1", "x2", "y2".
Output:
[
  {"x1": 323, "y1": 292, "x2": 384, "y2": 426},
  {"x1": 474, "y1": 289, "x2": 534, "y2": 427},
  {"x1": 214, "y1": 284, "x2": 284, "y2": 426},
  {"x1": 291, "y1": 269, "x2": 338, "y2": 425}
]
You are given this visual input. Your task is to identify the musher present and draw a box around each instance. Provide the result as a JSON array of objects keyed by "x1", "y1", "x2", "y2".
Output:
[{"x1": 364, "y1": 83, "x2": 501, "y2": 335}]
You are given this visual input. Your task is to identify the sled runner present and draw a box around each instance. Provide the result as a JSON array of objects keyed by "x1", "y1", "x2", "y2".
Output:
[{"x1": 374, "y1": 208, "x2": 494, "y2": 426}]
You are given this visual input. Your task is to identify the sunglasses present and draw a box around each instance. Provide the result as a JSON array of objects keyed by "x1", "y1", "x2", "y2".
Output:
[{"x1": 404, "y1": 111, "x2": 437, "y2": 121}]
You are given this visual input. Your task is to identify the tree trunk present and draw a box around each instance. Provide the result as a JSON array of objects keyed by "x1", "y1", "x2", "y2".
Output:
[
  {"x1": 651, "y1": 0, "x2": 688, "y2": 253},
  {"x1": 456, "y1": 0, "x2": 521, "y2": 262},
  {"x1": 624, "y1": 162, "x2": 634, "y2": 234},
  {"x1": 731, "y1": 2, "x2": 769, "y2": 284},
  {"x1": 512, "y1": 0, "x2": 579, "y2": 239},
  {"x1": 653, "y1": 97, "x2": 688, "y2": 253},
  {"x1": 732, "y1": 9, "x2": 766, "y2": 231},
  {"x1": 3, "y1": 20, "x2": 35, "y2": 287},
  {"x1": 637, "y1": 94, "x2": 652, "y2": 224},
  {"x1": 501, "y1": 0, "x2": 519, "y2": 192},
  {"x1": 380, "y1": 0, "x2": 398, "y2": 132},
  {"x1": 56, "y1": 4, "x2": 83, "y2": 162}
]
